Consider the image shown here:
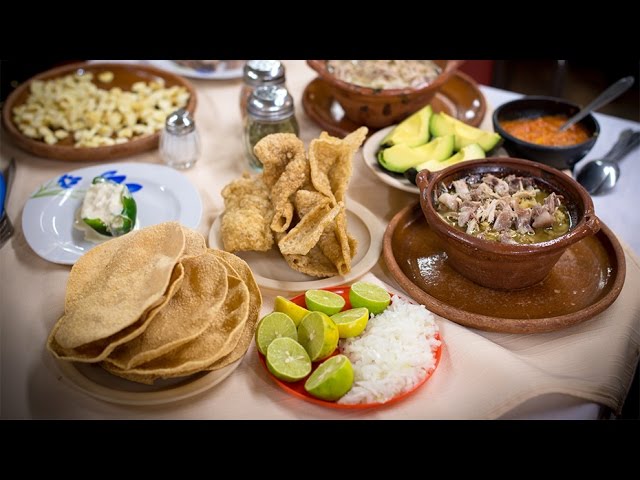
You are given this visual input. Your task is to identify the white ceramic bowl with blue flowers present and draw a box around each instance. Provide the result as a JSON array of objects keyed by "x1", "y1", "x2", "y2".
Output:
[{"x1": 22, "y1": 162, "x2": 202, "y2": 265}]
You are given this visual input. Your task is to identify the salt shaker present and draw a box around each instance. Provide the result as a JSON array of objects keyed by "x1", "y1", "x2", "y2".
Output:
[
  {"x1": 239, "y1": 60, "x2": 286, "y2": 120},
  {"x1": 243, "y1": 85, "x2": 299, "y2": 172},
  {"x1": 160, "y1": 109, "x2": 200, "y2": 169}
]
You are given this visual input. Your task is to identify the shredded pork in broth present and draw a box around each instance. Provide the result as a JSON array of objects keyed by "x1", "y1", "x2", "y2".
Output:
[
  {"x1": 435, "y1": 173, "x2": 570, "y2": 244},
  {"x1": 327, "y1": 60, "x2": 442, "y2": 90}
]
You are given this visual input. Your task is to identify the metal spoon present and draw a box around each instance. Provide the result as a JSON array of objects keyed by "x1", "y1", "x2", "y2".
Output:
[
  {"x1": 576, "y1": 129, "x2": 640, "y2": 195},
  {"x1": 559, "y1": 76, "x2": 635, "y2": 132}
]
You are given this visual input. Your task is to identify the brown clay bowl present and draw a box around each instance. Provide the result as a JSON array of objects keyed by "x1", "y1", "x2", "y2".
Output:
[
  {"x1": 2, "y1": 62, "x2": 197, "y2": 162},
  {"x1": 416, "y1": 158, "x2": 601, "y2": 290},
  {"x1": 307, "y1": 60, "x2": 464, "y2": 129}
]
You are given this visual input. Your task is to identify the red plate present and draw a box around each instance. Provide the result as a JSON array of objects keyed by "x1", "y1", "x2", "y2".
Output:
[{"x1": 258, "y1": 286, "x2": 442, "y2": 409}]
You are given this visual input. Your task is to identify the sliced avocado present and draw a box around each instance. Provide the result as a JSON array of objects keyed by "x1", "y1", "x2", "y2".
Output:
[
  {"x1": 415, "y1": 143, "x2": 486, "y2": 173},
  {"x1": 430, "y1": 112, "x2": 456, "y2": 137},
  {"x1": 381, "y1": 105, "x2": 432, "y2": 148},
  {"x1": 430, "y1": 112, "x2": 501, "y2": 152},
  {"x1": 458, "y1": 143, "x2": 486, "y2": 161},
  {"x1": 378, "y1": 134, "x2": 454, "y2": 173},
  {"x1": 454, "y1": 122, "x2": 502, "y2": 152}
]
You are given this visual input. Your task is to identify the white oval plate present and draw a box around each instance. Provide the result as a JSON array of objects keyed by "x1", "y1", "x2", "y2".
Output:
[
  {"x1": 147, "y1": 60, "x2": 244, "y2": 80},
  {"x1": 209, "y1": 200, "x2": 385, "y2": 292},
  {"x1": 362, "y1": 126, "x2": 421, "y2": 195},
  {"x1": 22, "y1": 162, "x2": 202, "y2": 265},
  {"x1": 56, "y1": 358, "x2": 241, "y2": 406}
]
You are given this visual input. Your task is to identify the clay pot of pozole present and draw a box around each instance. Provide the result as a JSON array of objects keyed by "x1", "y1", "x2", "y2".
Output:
[
  {"x1": 307, "y1": 60, "x2": 464, "y2": 129},
  {"x1": 416, "y1": 157, "x2": 600, "y2": 290}
]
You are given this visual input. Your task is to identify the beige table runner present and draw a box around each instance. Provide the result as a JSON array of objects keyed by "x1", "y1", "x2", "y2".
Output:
[{"x1": 1, "y1": 61, "x2": 638, "y2": 419}]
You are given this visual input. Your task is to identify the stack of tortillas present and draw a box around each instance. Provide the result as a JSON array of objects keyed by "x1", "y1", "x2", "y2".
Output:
[{"x1": 47, "y1": 221, "x2": 261, "y2": 385}]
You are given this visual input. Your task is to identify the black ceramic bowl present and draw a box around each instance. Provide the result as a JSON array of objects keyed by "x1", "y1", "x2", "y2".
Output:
[{"x1": 492, "y1": 96, "x2": 600, "y2": 170}]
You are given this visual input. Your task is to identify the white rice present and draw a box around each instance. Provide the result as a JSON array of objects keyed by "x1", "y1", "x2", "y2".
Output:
[{"x1": 338, "y1": 295, "x2": 440, "y2": 405}]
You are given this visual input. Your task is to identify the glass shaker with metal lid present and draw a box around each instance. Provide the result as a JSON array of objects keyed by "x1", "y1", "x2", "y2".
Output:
[
  {"x1": 160, "y1": 108, "x2": 201, "y2": 169},
  {"x1": 240, "y1": 60, "x2": 286, "y2": 119},
  {"x1": 243, "y1": 85, "x2": 299, "y2": 171}
]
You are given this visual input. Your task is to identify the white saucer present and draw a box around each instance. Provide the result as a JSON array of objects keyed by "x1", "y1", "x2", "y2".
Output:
[{"x1": 22, "y1": 162, "x2": 202, "y2": 265}]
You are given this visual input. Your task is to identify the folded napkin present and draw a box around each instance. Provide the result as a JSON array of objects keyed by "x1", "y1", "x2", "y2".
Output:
[{"x1": 257, "y1": 245, "x2": 640, "y2": 419}]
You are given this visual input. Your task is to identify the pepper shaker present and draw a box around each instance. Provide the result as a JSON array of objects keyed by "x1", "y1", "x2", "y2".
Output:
[
  {"x1": 243, "y1": 85, "x2": 299, "y2": 172},
  {"x1": 160, "y1": 109, "x2": 201, "y2": 169},
  {"x1": 240, "y1": 60, "x2": 286, "y2": 120}
]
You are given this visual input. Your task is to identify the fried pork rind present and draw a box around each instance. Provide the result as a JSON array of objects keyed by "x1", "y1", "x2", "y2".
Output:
[
  {"x1": 278, "y1": 201, "x2": 342, "y2": 256},
  {"x1": 309, "y1": 127, "x2": 367, "y2": 204},
  {"x1": 269, "y1": 154, "x2": 310, "y2": 233},
  {"x1": 293, "y1": 190, "x2": 356, "y2": 276},
  {"x1": 217, "y1": 128, "x2": 366, "y2": 280},
  {"x1": 47, "y1": 222, "x2": 186, "y2": 357},
  {"x1": 276, "y1": 232, "x2": 339, "y2": 278},
  {"x1": 104, "y1": 252, "x2": 229, "y2": 370},
  {"x1": 221, "y1": 173, "x2": 273, "y2": 252},
  {"x1": 254, "y1": 133, "x2": 306, "y2": 189}
]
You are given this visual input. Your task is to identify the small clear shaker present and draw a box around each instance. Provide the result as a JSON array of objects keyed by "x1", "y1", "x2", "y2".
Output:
[
  {"x1": 243, "y1": 85, "x2": 299, "y2": 172},
  {"x1": 239, "y1": 60, "x2": 286, "y2": 120},
  {"x1": 160, "y1": 109, "x2": 201, "y2": 169}
]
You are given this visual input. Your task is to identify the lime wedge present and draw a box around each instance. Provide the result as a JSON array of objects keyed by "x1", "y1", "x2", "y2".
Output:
[
  {"x1": 330, "y1": 307, "x2": 369, "y2": 338},
  {"x1": 255, "y1": 312, "x2": 298, "y2": 355},
  {"x1": 304, "y1": 289, "x2": 345, "y2": 315},
  {"x1": 304, "y1": 354, "x2": 354, "y2": 401},
  {"x1": 266, "y1": 337, "x2": 312, "y2": 382},
  {"x1": 349, "y1": 281, "x2": 391, "y2": 314},
  {"x1": 297, "y1": 311, "x2": 339, "y2": 361},
  {"x1": 274, "y1": 296, "x2": 310, "y2": 327}
]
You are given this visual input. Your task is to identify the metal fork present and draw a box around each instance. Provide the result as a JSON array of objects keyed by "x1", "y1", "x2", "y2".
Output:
[{"x1": 0, "y1": 159, "x2": 16, "y2": 249}]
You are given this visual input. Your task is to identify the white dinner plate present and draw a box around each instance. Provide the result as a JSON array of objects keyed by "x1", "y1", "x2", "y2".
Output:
[
  {"x1": 362, "y1": 126, "x2": 421, "y2": 195},
  {"x1": 23, "y1": 162, "x2": 202, "y2": 265},
  {"x1": 147, "y1": 60, "x2": 244, "y2": 80},
  {"x1": 56, "y1": 358, "x2": 241, "y2": 406},
  {"x1": 208, "y1": 200, "x2": 385, "y2": 292}
]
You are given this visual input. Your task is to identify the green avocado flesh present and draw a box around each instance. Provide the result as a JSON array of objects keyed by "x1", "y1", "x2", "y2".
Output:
[
  {"x1": 378, "y1": 134, "x2": 454, "y2": 173},
  {"x1": 380, "y1": 105, "x2": 432, "y2": 148}
]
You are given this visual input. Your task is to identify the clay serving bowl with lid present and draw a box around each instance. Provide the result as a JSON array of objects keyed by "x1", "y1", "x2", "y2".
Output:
[
  {"x1": 492, "y1": 96, "x2": 600, "y2": 171},
  {"x1": 307, "y1": 60, "x2": 464, "y2": 130},
  {"x1": 415, "y1": 157, "x2": 600, "y2": 290}
]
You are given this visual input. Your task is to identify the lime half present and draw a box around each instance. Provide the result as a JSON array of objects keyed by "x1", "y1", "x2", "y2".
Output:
[
  {"x1": 274, "y1": 296, "x2": 310, "y2": 327},
  {"x1": 304, "y1": 289, "x2": 345, "y2": 316},
  {"x1": 297, "y1": 311, "x2": 339, "y2": 361},
  {"x1": 255, "y1": 312, "x2": 298, "y2": 355},
  {"x1": 330, "y1": 307, "x2": 369, "y2": 338},
  {"x1": 349, "y1": 282, "x2": 391, "y2": 314},
  {"x1": 304, "y1": 355, "x2": 354, "y2": 401},
  {"x1": 266, "y1": 337, "x2": 311, "y2": 382}
]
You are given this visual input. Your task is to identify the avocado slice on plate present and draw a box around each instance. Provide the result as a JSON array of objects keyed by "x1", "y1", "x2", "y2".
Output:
[
  {"x1": 380, "y1": 105, "x2": 432, "y2": 148},
  {"x1": 378, "y1": 134, "x2": 454, "y2": 173},
  {"x1": 430, "y1": 112, "x2": 501, "y2": 152},
  {"x1": 414, "y1": 143, "x2": 486, "y2": 173}
]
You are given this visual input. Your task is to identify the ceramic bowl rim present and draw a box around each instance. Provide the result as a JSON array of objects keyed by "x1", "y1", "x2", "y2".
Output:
[{"x1": 306, "y1": 60, "x2": 464, "y2": 97}]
